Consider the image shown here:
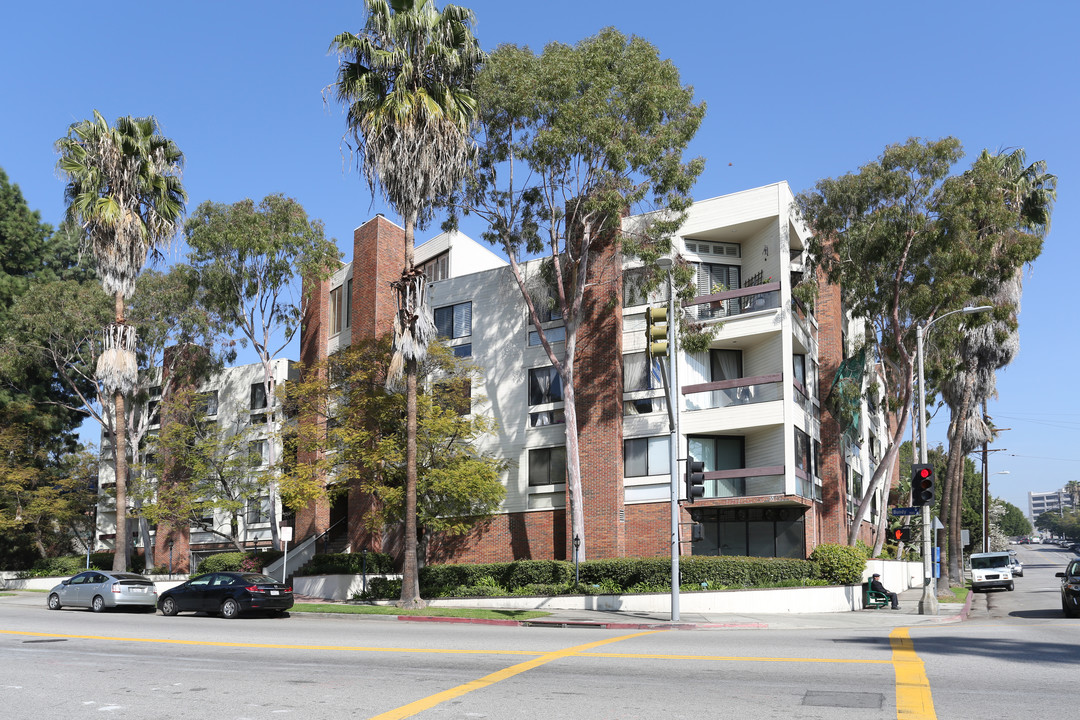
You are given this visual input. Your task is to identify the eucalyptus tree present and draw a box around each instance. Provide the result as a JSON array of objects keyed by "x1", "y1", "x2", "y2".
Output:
[
  {"x1": 934, "y1": 148, "x2": 1054, "y2": 586},
  {"x1": 454, "y1": 29, "x2": 705, "y2": 560},
  {"x1": 184, "y1": 194, "x2": 339, "y2": 550},
  {"x1": 329, "y1": 0, "x2": 484, "y2": 607},
  {"x1": 795, "y1": 138, "x2": 980, "y2": 546},
  {"x1": 56, "y1": 111, "x2": 186, "y2": 571}
]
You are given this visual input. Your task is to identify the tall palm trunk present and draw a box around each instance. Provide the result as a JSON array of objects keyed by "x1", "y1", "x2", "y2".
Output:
[
  {"x1": 112, "y1": 291, "x2": 129, "y2": 572},
  {"x1": 399, "y1": 213, "x2": 424, "y2": 609}
]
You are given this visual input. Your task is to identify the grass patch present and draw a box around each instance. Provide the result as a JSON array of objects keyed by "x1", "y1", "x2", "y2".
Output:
[
  {"x1": 942, "y1": 586, "x2": 969, "y2": 603},
  {"x1": 291, "y1": 603, "x2": 550, "y2": 621}
]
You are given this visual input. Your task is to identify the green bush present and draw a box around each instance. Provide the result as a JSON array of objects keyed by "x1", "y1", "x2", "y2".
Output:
[
  {"x1": 196, "y1": 552, "x2": 247, "y2": 573},
  {"x1": 298, "y1": 551, "x2": 396, "y2": 576},
  {"x1": 809, "y1": 543, "x2": 869, "y2": 585},
  {"x1": 19, "y1": 555, "x2": 89, "y2": 578},
  {"x1": 356, "y1": 576, "x2": 401, "y2": 600}
]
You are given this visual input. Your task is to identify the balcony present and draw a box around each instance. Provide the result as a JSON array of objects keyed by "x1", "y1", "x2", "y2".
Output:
[
  {"x1": 687, "y1": 281, "x2": 781, "y2": 322},
  {"x1": 700, "y1": 465, "x2": 785, "y2": 499},
  {"x1": 682, "y1": 373, "x2": 783, "y2": 412}
]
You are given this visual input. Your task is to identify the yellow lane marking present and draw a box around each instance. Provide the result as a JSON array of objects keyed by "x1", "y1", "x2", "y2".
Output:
[
  {"x1": 369, "y1": 630, "x2": 667, "y2": 720},
  {"x1": 890, "y1": 627, "x2": 937, "y2": 719},
  {"x1": 0, "y1": 629, "x2": 538, "y2": 656}
]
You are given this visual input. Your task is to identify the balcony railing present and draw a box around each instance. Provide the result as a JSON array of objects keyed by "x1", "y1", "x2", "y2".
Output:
[
  {"x1": 700, "y1": 465, "x2": 785, "y2": 499},
  {"x1": 682, "y1": 373, "x2": 783, "y2": 411},
  {"x1": 687, "y1": 281, "x2": 782, "y2": 321}
]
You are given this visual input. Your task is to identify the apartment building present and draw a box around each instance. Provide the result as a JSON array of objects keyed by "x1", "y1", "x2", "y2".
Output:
[
  {"x1": 95, "y1": 359, "x2": 294, "y2": 572},
  {"x1": 296, "y1": 182, "x2": 894, "y2": 564},
  {"x1": 1029, "y1": 489, "x2": 1074, "y2": 521}
]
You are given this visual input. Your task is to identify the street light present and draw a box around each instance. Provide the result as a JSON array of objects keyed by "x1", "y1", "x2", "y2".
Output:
[
  {"x1": 916, "y1": 305, "x2": 993, "y2": 615},
  {"x1": 985, "y1": 471, "x2": 1010, "y2": 552},
  {"x1": 655, "y1": 256, "x2": 681, "y2": 622}
]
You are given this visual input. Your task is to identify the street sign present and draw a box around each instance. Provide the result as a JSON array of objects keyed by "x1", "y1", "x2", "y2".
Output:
[{"x1": 890, "y1": 507, "x2": 919, "y2": 516}]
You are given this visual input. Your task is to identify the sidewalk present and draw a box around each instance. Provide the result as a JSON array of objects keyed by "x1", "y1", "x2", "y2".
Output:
[{"x1": 294, "y1": 586, "x2": 971, "y2": 631}]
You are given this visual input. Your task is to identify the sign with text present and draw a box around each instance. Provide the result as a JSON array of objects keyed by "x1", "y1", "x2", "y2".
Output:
[{"x1": 890, "y1": 507, "x2": 920, "y2": 516}]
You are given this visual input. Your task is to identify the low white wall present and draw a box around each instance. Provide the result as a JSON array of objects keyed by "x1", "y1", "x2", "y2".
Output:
[
  {"x1": 293, "y1": 573, "x2": 403, "y2": 602},
  {"x1": 1, "y1": 576, "x2": 187, "y2": 593},
  {"x1": 862, "y1": 559, "x2": 924, "y2": 592}
]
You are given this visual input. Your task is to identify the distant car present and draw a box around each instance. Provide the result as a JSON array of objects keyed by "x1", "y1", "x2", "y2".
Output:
[
  {"x1": 157, "y1": 572, "x2": 293, "y2": 619},
  {"x1": 1056, "y1": 559, "x2": 1080, "y2": 617},
  {"x1": 1009, "y1": 553, "x2": 1024, "y2": 577},
  {"x1": 969, "y1": 551, "x2": 1014, "y2": 592},
  {"x1": 1069, "y1": 544, "x2": 1080, "y2": 555},
  {"x1": 47, "y1": 571, "x2": 158, "y2": 613}
]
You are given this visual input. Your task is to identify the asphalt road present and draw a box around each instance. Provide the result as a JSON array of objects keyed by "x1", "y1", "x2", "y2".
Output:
[{"x1": 1, "y1": 544, "x2": 1078, "y2": 720}]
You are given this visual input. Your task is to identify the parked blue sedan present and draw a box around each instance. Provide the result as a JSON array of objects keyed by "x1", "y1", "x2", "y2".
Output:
[{"x1": 157, "y1": 572, "x2": 293, "y2": 619}]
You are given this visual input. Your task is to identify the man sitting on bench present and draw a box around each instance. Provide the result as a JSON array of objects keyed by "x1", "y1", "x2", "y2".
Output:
[{"x1": 870, "y1": 573, "x2": 899, "y2": 609}]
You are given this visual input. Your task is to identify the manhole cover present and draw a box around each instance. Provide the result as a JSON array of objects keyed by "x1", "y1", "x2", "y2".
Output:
[{"x1": 802, "y1": 691, "x2": 884, "y2": 709}]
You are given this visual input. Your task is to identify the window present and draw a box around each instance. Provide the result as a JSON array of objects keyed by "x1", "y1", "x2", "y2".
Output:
[
  {"x1": 434, "y1": 302, "x2": 471, "y2": 339},
  {"x1": 794, "y1": 428, "x2": 811, "y2": 474},
  {"x1": 529, "y1": 409, "x2": 565, "y2": 427},
  {"x1": 250, "y1": 382, "x2": 267, "y2": 411},
  {"x1": 345, "y1": 278, "x2": 352, "y2": 328},
  {"x1": 793, "y1": 354, "x2": 806, "y2": 388},
  {"x1": 622, "y1": 267, "x2": 669, "y2": 308},
  {"x1": 623, "y1": 352, "x2": 663, "y2": 392},
  {"x1": 623, "y1": 397, "x2": 666, "y2": 416},
  {"x1": 528, "y1": 367, "x2": 563, "y2": 405},
  {"x1": 435, "y1": 378, "x2": 471, "y2": 416},
  {"x1": 529, "y1": 326, "x2": 566, "y2": 346},
  {"x1": 624, "y1": 436, "x2": 670, "y2": 477},
  {"x1": 247, "y1": 496, "x2": 271, "y2": 525},
  {"x1": 249, "y1": 440, "x2": 268, "y2": 467},
  {"x1": 329, "y1": 284, "x2": 344, "y2": 336},
  {"x1": 689, "y1": 435, "x2": 745, "y2": 497},
  {"x1": 420, "y1": 252, "x2": 449, "y2": 282},
  {"x1": 196, "y1": 390, "x2": 218, "y2": 417},
  {"x1": 695, "y1": 262, "x2": 741, "y2": 296},
  {"x1": 146, "y1": 385, "x2": 162, "y2": 428},
  {"x1": 529, "y1": 446, "x2": 566, "y2": 486},
  {"x1": 452, "y1": 344, "x2": 472, "y2": 358},
  {"x1": 710, "y1": 349, "x2": 742, "y2": 381}
]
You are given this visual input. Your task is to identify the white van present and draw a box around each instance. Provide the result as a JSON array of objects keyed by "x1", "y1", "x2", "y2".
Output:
[{"x1": 970, "y1": 551, "x2": 1014, "y2": 591}]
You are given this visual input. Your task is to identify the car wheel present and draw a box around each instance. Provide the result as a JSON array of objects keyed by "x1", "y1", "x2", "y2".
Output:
[
  {"x1": 220, "y1": 598, "x2": 240, "y2": 620},
  {"x1": 91, "y1": 595, "x2": 105, "y2": 613},
  {"x1": 1007, "y1": 582, "x2": 1015, "y2": 591},
  {"x1": 47, "y1": 593, "x2": 62, "y2": 611},
  {"x1": 1063, "y1": 598, "x2": 1078, "y2": 618},
  {"x1": 160, "y1": 597, "x2": 179, "y2": 617}
]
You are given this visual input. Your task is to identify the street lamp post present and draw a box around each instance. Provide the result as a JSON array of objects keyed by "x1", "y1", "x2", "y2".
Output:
[{"x1": 916, "y1": 305, "x2": 993, "y2": 615}]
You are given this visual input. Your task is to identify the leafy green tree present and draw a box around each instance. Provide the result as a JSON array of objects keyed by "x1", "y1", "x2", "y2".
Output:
[
  {"x1": 184, "y1": 194, "x2": 339, "y2": 551},
  {"x1": 328, "y1": 0, "x2": 484, "y2": 608},
  {"x1": 282, "y1": 339, "x2": 505, "y2": 562},
  {"x1": 454, "y1": 28, "x2": 705, "y2": 560},
  {"x1": 139, "y1": 388, "x2": 270, "y2": 552},
  {"x1": 56, "y1": 111, "x2": 187, "y2": 571},
  {"x1": 997, "y1": 501, "x2": 1032, "y2": 538},
  {"x1": 795, "y1": 138, "x2": 999, "y2": 547}
]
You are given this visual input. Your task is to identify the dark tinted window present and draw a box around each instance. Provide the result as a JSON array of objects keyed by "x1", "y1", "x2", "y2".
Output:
[{"x1": 241, "y1": 573, "x2": 280, "y2": 585}]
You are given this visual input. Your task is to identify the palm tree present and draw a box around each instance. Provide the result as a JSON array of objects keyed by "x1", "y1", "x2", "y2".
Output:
[
  {"x1": 937, "y1": 148, "x2": 1055, "y2": 587},
  {"x1": 56, "y1": 111, "x2": 186, "y2": 572},
  {"x1": 329, "y1": 0, "x2": 484, "y2": 608}
]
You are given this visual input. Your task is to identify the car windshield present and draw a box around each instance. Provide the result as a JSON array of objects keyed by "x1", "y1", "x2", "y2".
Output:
[
  {"x1": 241, "y1": 573, "x2": 281, "y2": 585},
  {"x1": 972, "y1": 556, "x2": 1010, "y2": 569}
]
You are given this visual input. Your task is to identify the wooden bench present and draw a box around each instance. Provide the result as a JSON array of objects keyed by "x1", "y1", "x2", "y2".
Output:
[{"x1": 864, "y1": 584, "x2": 890, "y2": 609}]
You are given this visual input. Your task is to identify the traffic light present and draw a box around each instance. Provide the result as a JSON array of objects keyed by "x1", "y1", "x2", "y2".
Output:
[
  {"x1": 645, "y1": 306, "x2": 668, "y2": 357},
  {"x1": 892, "y1": 527, "x2": 911, "y2": 543},
  {"x1": 691, "y1": 523, "x2": 705, "y2": 542},
  {"x1": 686, "y1": 455, "x2": 705, "y2": 503},
  {"x1": 911, "y1": 464, "x2": 935, "y2": 506}
]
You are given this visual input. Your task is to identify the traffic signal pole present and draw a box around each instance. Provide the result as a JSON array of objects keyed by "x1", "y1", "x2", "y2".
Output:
[{"x1": 915, "y1": 322, "x2": 939, "y2": 616}]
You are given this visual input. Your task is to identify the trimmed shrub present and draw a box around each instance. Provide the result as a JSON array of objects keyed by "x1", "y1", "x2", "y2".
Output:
[
  {"x1": 19, "y1": 555, "x2": 88, "y2": 578},
  {"x1": 299, "y1": 552, "x2": 396, "y2": 576},
  {"x1": 808, "y1": 543, "x2": 869, "y2": 585},
  {"x1": 356, "y1": 576, "x2": 401, "y2": 600},
  {"x1": 196, "y1": 552, "x2": 247, "y2": 573}
]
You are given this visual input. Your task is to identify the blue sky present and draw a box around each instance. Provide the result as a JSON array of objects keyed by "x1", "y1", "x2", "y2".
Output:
[{"x1": 1, "y1": 1, "x2": 1076, "y2": 516}]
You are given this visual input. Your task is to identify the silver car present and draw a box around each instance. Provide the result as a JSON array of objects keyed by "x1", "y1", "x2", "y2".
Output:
[{"x1": 47, "y1": 571, "x2": 159, "y2": 613}]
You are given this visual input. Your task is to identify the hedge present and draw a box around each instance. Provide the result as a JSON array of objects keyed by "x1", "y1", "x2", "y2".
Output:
[
  {"x1": 298, "y1": 551, "x2": 396, "y2": 576},
  {"x1": 194, "y1": 550, "x2": 284, "y2": 574}
]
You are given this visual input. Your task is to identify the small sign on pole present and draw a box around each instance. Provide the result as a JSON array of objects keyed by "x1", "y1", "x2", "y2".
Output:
[
  {"x1": 890, "y1": 507, "x2": 920, "y2": 517},
  {"x1": 280, "y1": 526, "x2": 293, "y2": 583}
]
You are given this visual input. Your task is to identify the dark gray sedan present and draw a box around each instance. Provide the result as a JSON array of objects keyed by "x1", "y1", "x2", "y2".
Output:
[{"x1": 47, "y1": 571, "x2": 159, "y2": 613}]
